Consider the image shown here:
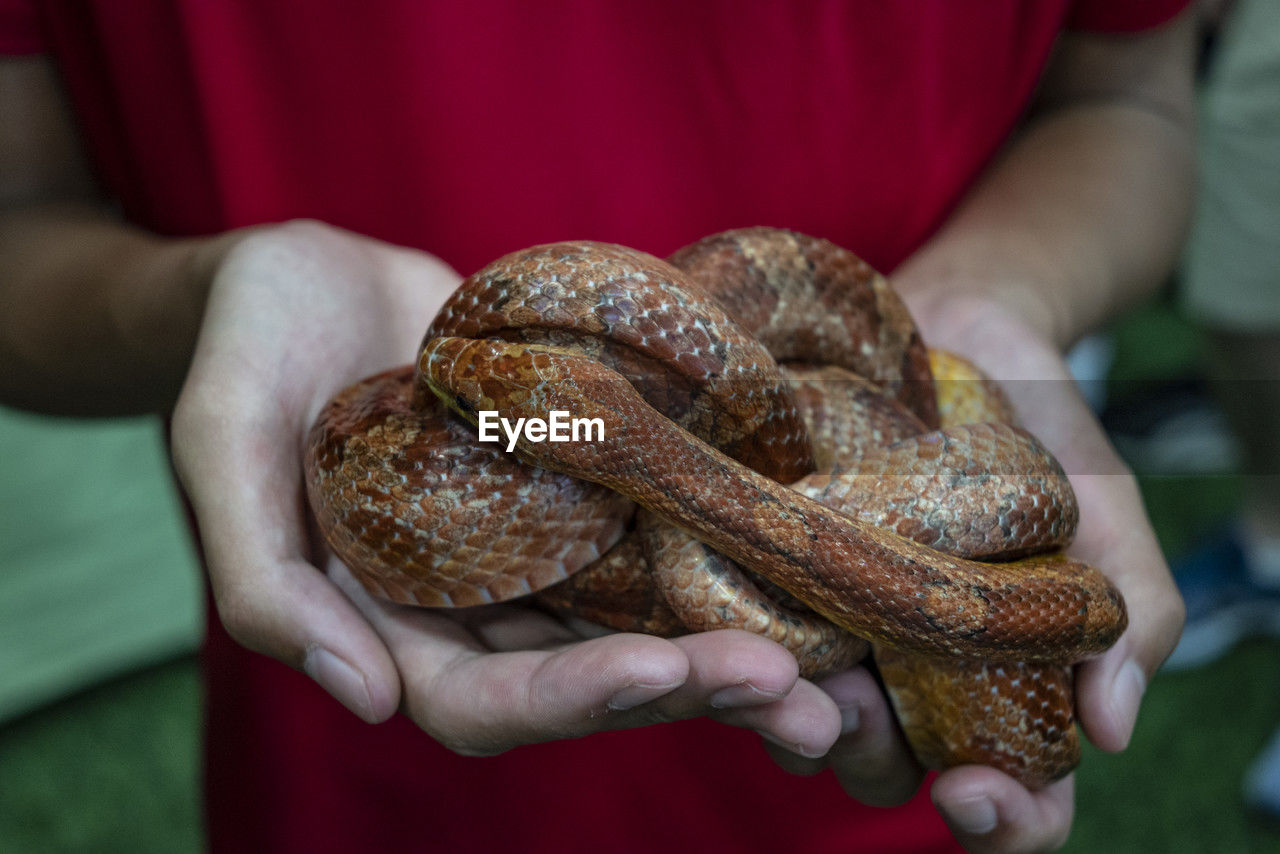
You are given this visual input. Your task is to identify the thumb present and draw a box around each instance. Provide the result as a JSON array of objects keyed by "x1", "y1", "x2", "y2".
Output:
[{"x1": 172, "y1": 378, "x2": 401, "y2": 723}]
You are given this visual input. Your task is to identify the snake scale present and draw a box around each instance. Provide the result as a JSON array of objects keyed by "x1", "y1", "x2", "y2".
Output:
[{"x1": 304, "y1": 227, "x2": 1127, "y2": 786}]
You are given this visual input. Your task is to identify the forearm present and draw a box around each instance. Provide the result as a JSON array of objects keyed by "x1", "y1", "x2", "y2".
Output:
[
  {"x1": 0, "y1": 202, "x2": 236, "y2": 415},
  {"x1": 884, "y1": 35, "x2": 1192, "y2": 823},
  {"x1": 895, "y1": 99, "x2": 1194, "y2": 358}
]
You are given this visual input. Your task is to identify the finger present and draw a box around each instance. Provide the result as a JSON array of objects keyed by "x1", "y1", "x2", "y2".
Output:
[
  {"x1": 762, "y1": 738, "x2": 827, "y2": 777},
  {"x1": 172, "y1": 385, "x2": 401, "y2": 725},
  {"x1": 1066, "y1": 467, "x2": 1184, "y2": 752},
  {"x1": 932, "y1": 767, "x2": 1075, "y2": 854},
  {"x1": 400, "y1": 632, "x2": 692, "y2": 755},
  {"x1": 1014, "y1": 380, "x2": 1184, "y2": 753},
  {"x1": 760, "y1": 664, "x2": 871, "y2": 777},
  {"x1": 760, "y1": 666, "x2": 925, "y2": 804},
  {"x1": 637, "y1": 631, "x2": 840, "y2": 758},
  {"x1": 716, "y1": 680, "x2": 842, "y2": 761},
  {"x1": 171, "y1": 224, "x2": 463, "y2": 727},
  {"x1": 663, "y1": 630, "x2": 801, "y2": 712},
  {"x1": 347, "y1": 568, "x2": 696, "y2": 754},
  {"x1": 819, "y1": 667, "x2": 925, "y2": 806},
  {"x1": 360, "y1": 583, "x2": 834, "y2": 756},
  {"x1": 452, "y1": 602, "x2": 583, "y2": 649}
]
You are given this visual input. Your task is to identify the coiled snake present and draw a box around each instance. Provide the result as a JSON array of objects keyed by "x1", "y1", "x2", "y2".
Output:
[{"x1": 304, "y1": 227, "x2": 1127, "y2": 786}]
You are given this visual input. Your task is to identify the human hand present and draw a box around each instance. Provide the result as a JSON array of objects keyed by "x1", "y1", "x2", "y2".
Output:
[
  {"x1": 171, "y1": 220, "x2": 844, "y2": 755},
  {"x1": 763, "y1": 294, "x2": 1185, "y2": 853}
]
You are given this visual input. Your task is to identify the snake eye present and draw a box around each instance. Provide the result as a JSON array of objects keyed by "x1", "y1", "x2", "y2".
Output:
[{"x1": 453, "y1": 394, "x2": 475, "y2": 415}]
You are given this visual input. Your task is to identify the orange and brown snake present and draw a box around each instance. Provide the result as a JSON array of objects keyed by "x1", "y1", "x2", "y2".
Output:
[{"x1": 304, "y1": 227, "x2": 1127, "y2": 786}]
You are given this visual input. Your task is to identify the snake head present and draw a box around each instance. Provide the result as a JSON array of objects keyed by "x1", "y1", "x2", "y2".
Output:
[
  {"x1": 419, "y1": 336, "x2": 532, "y2": 426},
  {"x1": 417, "y1": 336, "x2": 651, "y2": 479},
  {"x1": 419, "y1": 336, "x2": 603, "y2": 421}
]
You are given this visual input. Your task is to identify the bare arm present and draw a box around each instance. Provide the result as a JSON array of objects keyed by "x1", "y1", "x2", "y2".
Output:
[
  {"x1": 0, "y1": 51, "x2": 834, "y2": 763},
  {"x1": 772, "y1": 13, "x2": 1196, "y2": 854},
  {"x1": 0, "y1": 55, "x2": 235, "y2": 415},
  {"x1": 895, "y1": 13, "x2": 1196, "y2": 351}
]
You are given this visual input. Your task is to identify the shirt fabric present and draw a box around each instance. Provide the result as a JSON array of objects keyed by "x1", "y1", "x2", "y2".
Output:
[
  {"x1": 2, "y1": 2, "x2": 1188, "y2": 851},
  {"x1": 1181, "y1": 0, "x2": 1280, "y2": 330}
]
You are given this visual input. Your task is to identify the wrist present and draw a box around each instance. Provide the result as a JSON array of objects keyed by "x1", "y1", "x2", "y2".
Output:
[
  {"x1": 896, "y1": 287, "x2": 1068, "y2": 384},
  {"x1": 133, "y1": 229, "x2": 246, "y2": 339},
  {"x1": 896, "y1": 284, "x2": 1115, "y2": 476},
  {"x1": 119, "y1": 228, "x2": 254, "y2": 411},
  {"x1": 0, "y1": 203, "x2": 257, "y2": 415}
]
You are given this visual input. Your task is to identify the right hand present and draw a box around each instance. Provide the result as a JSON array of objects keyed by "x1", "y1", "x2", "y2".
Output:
[
  {"x1": 171, "y1": 219, "x2": 843, "y2": 756},
  {"x1": 764, "y1": 294, "x2": 1185, "y2": 853}
]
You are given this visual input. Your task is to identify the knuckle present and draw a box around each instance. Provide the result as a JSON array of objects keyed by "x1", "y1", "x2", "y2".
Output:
[
  {"x1": 431, "y1": 732, "x2": 494, "y2": 757},
  {"x1": 419, "y1": 721, "x2": 509, "y2": 758},
  {"x1": 210, "y1": 580, "x2": 284, "y2": 662},
  {"x1": 169, "y1": 392, "x2": 201, "y2": 451},
  {"x1": 1157, "y1": 592, "x2": 1187, "y2": 636},
  {"x1": 1148, "y1": 593, "x2": 1187, "y2": 663},
  {"x1": 401, "y1": 693, "x2": 514, "y2": 758},
  {"x1": 211, "y1": 588, "x2": 257, "y2": 647},
  {"x1": 213, "y1": 596, "x2": 259, "y2": 652},
  {"x1": 169, "y1": 397, "x2": 210, "y2": 481},
  {"x1": 277, "y1": 217, "x2": 332, "y2": 241},
  {"x1": 216, "y1": 219, "x2": 339, "y2": 285}
]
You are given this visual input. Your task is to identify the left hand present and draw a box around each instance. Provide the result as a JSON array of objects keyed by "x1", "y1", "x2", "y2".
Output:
[
  {"x1": 763, "y1": 294, "x2": 1185, "y2": 853},
  {"x1": 172, "y1": 220, "x2": 848, "y2": 759}
]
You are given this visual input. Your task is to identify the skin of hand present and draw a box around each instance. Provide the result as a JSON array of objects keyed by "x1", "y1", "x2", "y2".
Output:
[
  {"x1": 0, "y1": 50, "x2": 847, "y2": 772},
  {"x1": 762, "y1": 297, "x2": 1185, "y2": 853},
  {"x1": 170, "y1": 219, "x2": 848, "y2": 756},
  {"x1": 758, "y1": 11, "x2": 1196, "y2": 852},
  {"x1": 174, "y1": 220, "x2": 1180, "y2": 852}
]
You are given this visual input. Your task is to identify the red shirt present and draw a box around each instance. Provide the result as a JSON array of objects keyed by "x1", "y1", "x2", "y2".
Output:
[{"x1": 2, "y1": 2, "x2": 1187, "y2": 852}]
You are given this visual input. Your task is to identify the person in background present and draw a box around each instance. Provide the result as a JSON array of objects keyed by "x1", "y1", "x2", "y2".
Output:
[
  {"x1": 0, "y1": 3, "x2": 1192, "y2": 852},
  {"x1": 1171, "y1": 0, "x2": 1280, "y2": 822}
]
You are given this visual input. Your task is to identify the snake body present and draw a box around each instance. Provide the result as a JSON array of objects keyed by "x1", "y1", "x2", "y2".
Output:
[{"x1": 305, "y1": 228, "x2": 1127, "y2": 785}]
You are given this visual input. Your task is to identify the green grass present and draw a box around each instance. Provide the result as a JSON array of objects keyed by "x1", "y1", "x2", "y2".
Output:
[
  {"x1": 1070, "y1": 640, "x2": 1280, "y2": 853},
  {"x1": 0, "y1": 658, "x2": 201, "y2": 853},
  {"x1": 1109, "y1": 299, "x2": 1209, "y2": 386},
  {"x1": 1138, "y1": 474, "x2": 1243, "y2": 558}
]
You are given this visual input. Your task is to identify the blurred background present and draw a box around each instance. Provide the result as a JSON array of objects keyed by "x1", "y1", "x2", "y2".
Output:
[{"x1": 4, "y1": 5, "x2": 1280, "y2": 852}]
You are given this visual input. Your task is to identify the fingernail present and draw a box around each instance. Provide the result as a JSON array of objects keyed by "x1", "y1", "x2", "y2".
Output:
[
  {"x1": 304, "y1": 645, "x2": 375, "y2": 723},
  {"x1": 940, "y1": 796, "x2": 998, "y2": 835},
  {"x1": 1111, "y1": 658, "x2": 1147, "y2": 746},
  {"x1": 759, "y1": 730, "x2": 825, "y2": 760},
  {"x1": 709, "y1": 681, "x2": 786, "y2": 709},
  {"x1": 836, "y1": 702, "x2": 860, "y2": 735},
  {"x1": 607, "y1": 681, "x2": 679, "y2": 711}
]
